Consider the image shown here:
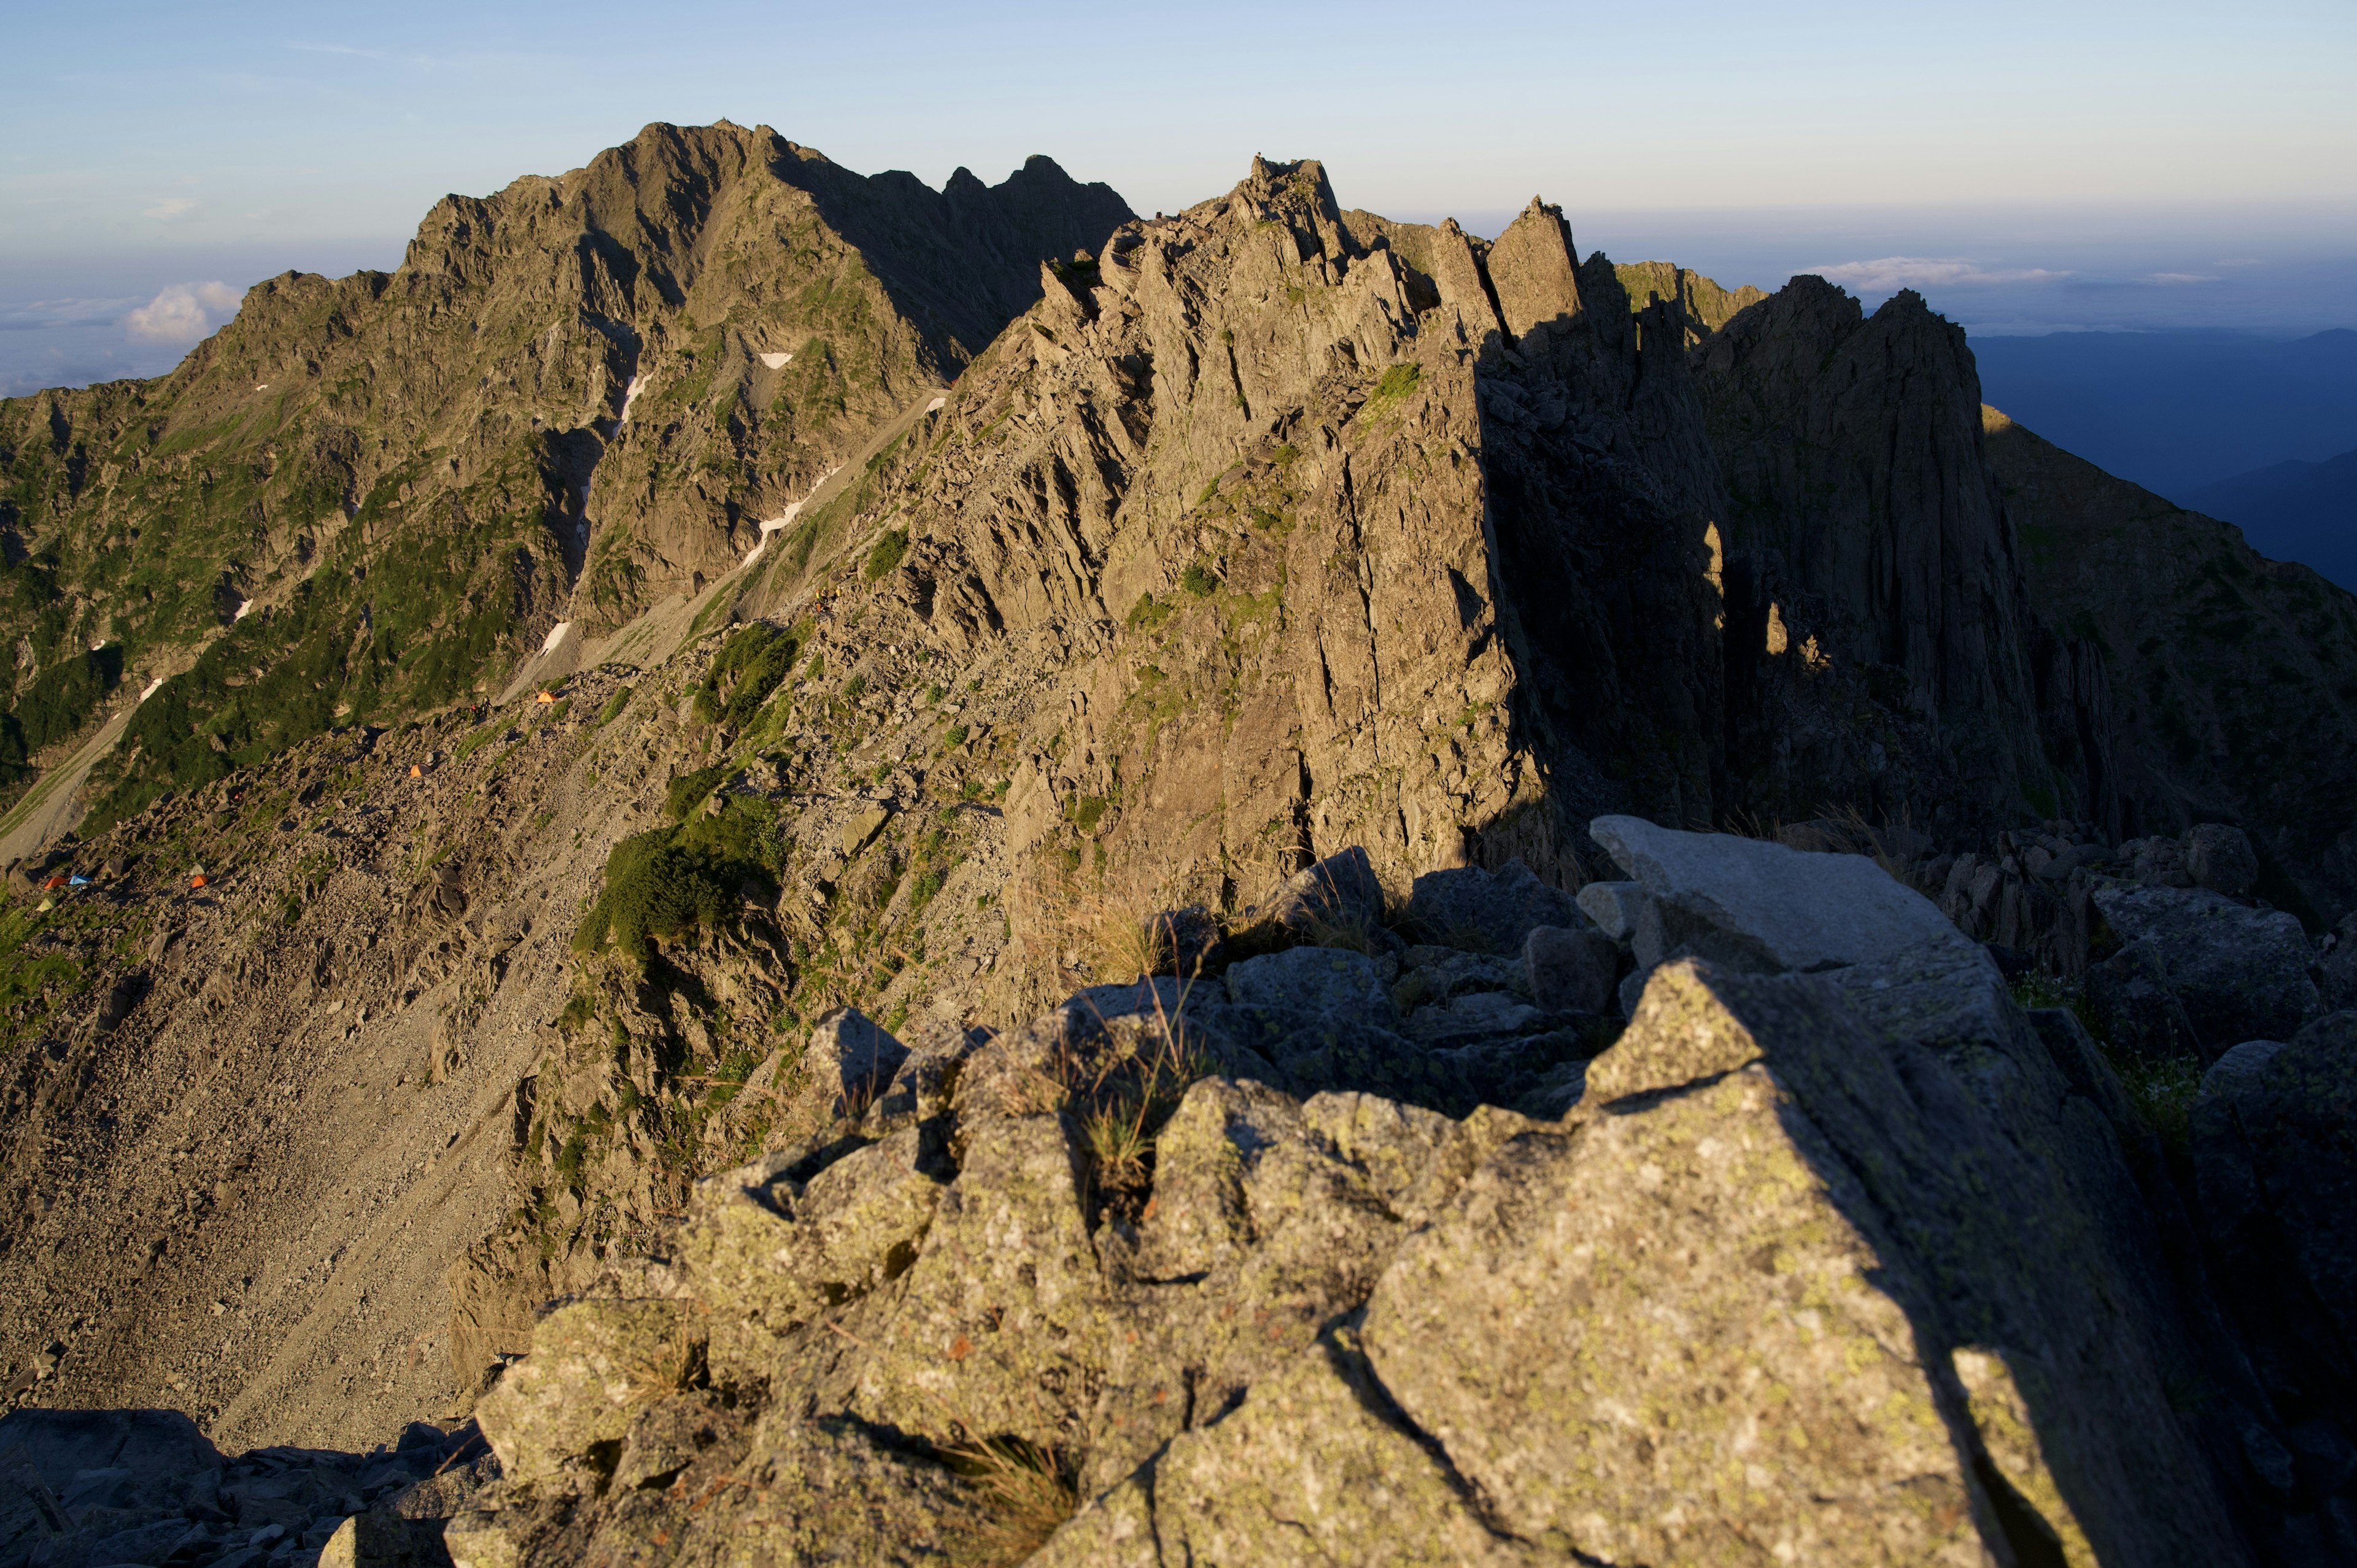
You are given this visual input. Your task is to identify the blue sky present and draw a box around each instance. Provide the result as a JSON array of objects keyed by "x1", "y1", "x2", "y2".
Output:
[{"x1": 3, "y1": 0, "x2": 2353, "y2": 392}]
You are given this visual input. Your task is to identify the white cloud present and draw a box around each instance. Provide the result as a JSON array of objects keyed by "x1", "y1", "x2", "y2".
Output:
[
  {"x1": 1805, "y1": 257, "x2": 2070, "y2": 291},
  {"x1": 143, "y1": 196, "x2": 197, "y2": 220},
  {"x1": 2146, "y1": 271, "x2": 2219, "y2": 285},
  {"x1": 125, "y1": 282, "x2": 242, "y2": 344}
]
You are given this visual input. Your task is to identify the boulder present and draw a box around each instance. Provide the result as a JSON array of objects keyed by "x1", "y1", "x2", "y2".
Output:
[
  {"x1": 1590, "y1": 814, "x2": 1972, "y2": 974},
  {"x1": 2186, "y1": 823, "x2": 2259, "y2": 898},
  {"x1": 2092, "y1": 884, "x2": 2320, "y2": 1046},
  {"x1": 471, "y1": 1299, "x2": 694, "y2": 1487},
  {"x1": 1035, "y1": 1332, "x2": 1538, "y2": 1567},
  {"x1": 0, "y1": 1408, "x2": 221, "y2": 1505},
  {"x1": 1200, "y1": 1001, "x2": 1474, "y2": 1114},
  {"x1": 0, "y1": 1447, "x2": 66, "y2": 1567},
  {"x1": 797, "y1": 1008, "x2": 909, "y2": 1119},
  {"x1": 2320, "y1": 942, "x2": 2357, "y2": 1014},
  {"x1": 2126, "y1": 836, "x2": 2194, "y2": 888},
  {"x1": 1390, "y1": 946, "x2": 1525, "y2": 1009},
  {"x1": 2084, "y1": 941, "x2": 2204, "y2": 1064},
  {"x1": 837, "y1": 803, "x2": 892, "y2": 857},
  {"x1": 862, "y1": 1017, "x2": 992, "y2": 1131},
  {"x1": 318, "y1": 1512, "x2": 446, "y2": 1568},
  {"x1": 1356, "y1": 958, "x2": 2241, "y2": 1565},
  {"x1": 447, "y1": 1412, "x2": 983, "y2": 1568},
  {"x1": 1395, "y1": 989, "x2": 1542, "y2": 1046},
  {"x1": 1404, "y1": 859, "x2": 1583, "y2": 955},
  {"x1": 1573, "y1": 878, "x2": 1644, "y2": 940},
  {"x1": 2200, "y1": 1040, "x2": 2286, "y2": 1102},
  {"x1": 2190, "y1": 1010, "x2": 2357, "y2": 1428},
  {"x1": 1521, "y1": 923, "x2": 1616, "y2": 1014},
  {"x1": 1223, "y1": 945, "x2": 1396, "y2": 1027},
  {"x1": 1256, "y1": 846, "x2": 1386, "y2": 943}
]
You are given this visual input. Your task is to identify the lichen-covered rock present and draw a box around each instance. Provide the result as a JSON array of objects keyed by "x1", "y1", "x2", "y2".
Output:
[
  {"x1": 471, "y1": 1299, "x2": 693, "y2": 1488},
  {"x1": 1369, "y1": 1068, "x2": 1984, "y2": 1565},
  {"x1": 1362, "y1": 958, "x2": 2243, "y2": 1566},
  {"x1": 851, "y1": 1113, "x2": 1112, "y2": 1450},
  {"x1": 680, "y1": 1128, "x2": 944, "y2": 1384},
  {"x1": 1128, "y1": 1076, "x2": 1311, "y2": 1282},
  {"x1": 451, "y1": 1413, "x2": 987, "y2": 1568},
  {"x1": 1037, "y1": 1333, "x2": 1542, "y2": 1567}
]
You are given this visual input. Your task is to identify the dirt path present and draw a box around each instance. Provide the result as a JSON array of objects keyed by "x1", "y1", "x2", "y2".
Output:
[{"x1": 0, "y1": 708, "x2": 129, "y2": 868}]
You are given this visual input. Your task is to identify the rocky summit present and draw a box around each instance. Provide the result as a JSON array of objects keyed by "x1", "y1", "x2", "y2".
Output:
[{"x1": 0, "y1": 126, "x2": 2353, "y2": 1567}]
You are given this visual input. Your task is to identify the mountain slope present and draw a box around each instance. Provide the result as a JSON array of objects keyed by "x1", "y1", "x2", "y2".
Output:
[
  {"x1": 0, "y1": 123, "x2": 1129, "y2": 830},
  {"x1": 1985, "y1": 406, "x2": 2357, "y2": 920},
  {"x1": 2, "y1": 144, "x2": 2353, "y2": 1566}
]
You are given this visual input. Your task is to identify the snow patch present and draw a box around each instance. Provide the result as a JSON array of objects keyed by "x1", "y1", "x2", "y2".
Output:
[
  {"x1": 743, "y1": 466, "x2": 843, "y2": 562},
  {"x1": 926, "y1": 396, "x2": 946, "y2": 412},
  {"x1": 541, "y1": 620, "x2": 573, "y2": 654},
  {"x1": 759, "y1": 352, "x2": 793, "y2": 369},
  {"x1": 140, "y1": 677, "x2": 164, "y2": 701},
  {"x1": 233, "y1": 599, "x2": 255, "y2": 622},
  {"x1": 619, "y1": 373, "x2": 646, "y2": 423}
]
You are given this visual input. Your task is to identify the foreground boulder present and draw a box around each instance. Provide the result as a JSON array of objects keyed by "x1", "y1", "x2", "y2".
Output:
[
  {"x1": 2191, "y1": 1011, "x2": 2357, "y2": 1452},
  {"x1": 438, "y1": 829, "x2": 2328, "y2": 1566},
  {"x1": 2092, "y1": 884, "x2": 2321, "y2": 1048}
]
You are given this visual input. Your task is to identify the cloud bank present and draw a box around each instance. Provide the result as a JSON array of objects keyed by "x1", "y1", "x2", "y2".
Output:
[
  {"x1": 125, "y1": 281, "x2": 242, "y2": 344},
  {"x1": 1806, "y1": 257, "x2": 2070, "y2": 291}
]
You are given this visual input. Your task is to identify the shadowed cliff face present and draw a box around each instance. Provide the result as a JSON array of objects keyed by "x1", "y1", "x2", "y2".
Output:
[
  {"x1": 1985, "y1": 408, "x2": 2357, "y2": 924},
  {"x1": 1691, "y1": 277, "x2": 2102, "y2": 833}
]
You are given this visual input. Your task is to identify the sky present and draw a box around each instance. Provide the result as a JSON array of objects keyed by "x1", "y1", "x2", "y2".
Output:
[{"x1": 2, "y1": 0, "x2": 2353, "y2": 395}]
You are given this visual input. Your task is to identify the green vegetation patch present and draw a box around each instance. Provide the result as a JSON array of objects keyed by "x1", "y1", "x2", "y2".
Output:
[
  {"x1": 692, "y1": 621, "x2": 802, "y2": 728},
  {"x1": 1356, "y1": 361, "x2": 1423, "y2": 424},
  {"x1": 862, "y1": 527, "x2": 909, "y2": 582},
  {"x1": 573, "y1": 794, "x2": 780, "y2": 964},
  {"x1": 664, "y1": 761, "x2": 733, "y2": 822}
]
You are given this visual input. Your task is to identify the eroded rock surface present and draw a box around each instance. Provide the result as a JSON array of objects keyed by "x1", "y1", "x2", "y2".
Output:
[{"x1": 400, "y1": 828, "x2": 2342, "y2": 1567}]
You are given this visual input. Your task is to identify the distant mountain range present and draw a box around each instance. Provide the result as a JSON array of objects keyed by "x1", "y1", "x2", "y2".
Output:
[
  {"x1": 2183, "y1": 447, "x2": 2357, "y2": 593},
  {"x1": 1972, "y1": 327, "x2": 2357, "y2": 496}
]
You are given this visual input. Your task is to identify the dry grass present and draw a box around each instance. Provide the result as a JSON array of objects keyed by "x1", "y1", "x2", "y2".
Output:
[
  {"x1": 942, "y1": 1435, "x2": 1078, "y2": 1565},
  {"x1": 610, "y1": 1321, "x2": 703, "y2": 1407},
  {"x1": 1055, "y1": 984, "x2": 1218, "y2": 1216},
  {"x1": 1299, "y1": 905, "x2": 1379, "y2": 954},
  {"x1": 1081, "y1": 895, "x2": 1178, "y2": 983}
]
